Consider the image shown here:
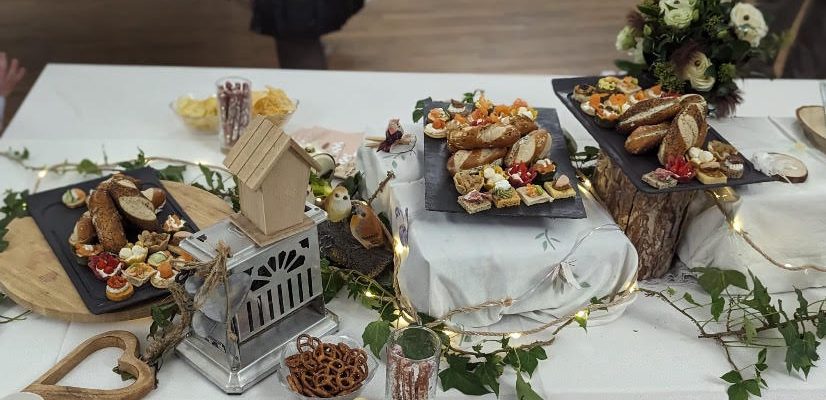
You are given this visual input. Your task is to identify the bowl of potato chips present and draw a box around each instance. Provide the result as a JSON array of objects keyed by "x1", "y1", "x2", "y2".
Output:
[
  {"x1": 252, "y1": 86, "x2": 298, "y2": 126},
  {"x1": 171, "y1": 94, "x2": 220, "y2": 133},
  {"x1": 172, "y1": 86, "x2": 297, "y2": 134}
]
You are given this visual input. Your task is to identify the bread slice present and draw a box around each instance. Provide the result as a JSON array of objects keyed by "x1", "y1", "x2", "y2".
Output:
[
  {"x1": 696, "y1": 169, "x2": 727, "y2": 185},
  {"x1": 492, "y1": 190, "x2": 521, "y2": 208},
  {"x1": 657, "y1": 105, "x2": 707, "y2": 165},
  {"x1": 516, "y1": 186, "x2": 552, "y2": 206},
  {"x1": 544, "y1": 182, "x2": 576, "y2": 199},
  {"x1": 509, "y1": 115, "x2": 539, "y2": 136},
  {"x1": 107, "y1": 181, "x2": 159, "y2": 231},
  {"x1": 504, "y1": 129, "x2": 552, "y2": 167},
  {"x1": 617, "y1": 98, "x2": 682, "y2": 134},
  {"x1": 457, "y1": 196, "x2": 492, "y2": 214}
]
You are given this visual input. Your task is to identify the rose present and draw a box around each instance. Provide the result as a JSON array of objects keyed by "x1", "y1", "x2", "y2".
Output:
[
  {"x1": 615, "y1": 26, "x2": 638, "y2": 51},
  {"x1": 730, "y1": 3, "x2": 768, "y2": 47},
  {"x1": 663, "y1": 7, "x2": 695, "y2": 29},
  {"x1": 659, "y1": 0, "x2": 695, "y2": 11},
  {"x1": 681, "y1": 51, "x2": 716, "y2": 92}
]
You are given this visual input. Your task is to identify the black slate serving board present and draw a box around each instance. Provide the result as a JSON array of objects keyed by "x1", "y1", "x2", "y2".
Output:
[
  {"x1": 424, "y1": 102, "x2": 586, "y2": 219},
  {"x1": 26, "y1": 167, "x2": 199, "y2": 314},
  {"x1": 551, "y1": 76, "x2": 775, "y2": 194}
]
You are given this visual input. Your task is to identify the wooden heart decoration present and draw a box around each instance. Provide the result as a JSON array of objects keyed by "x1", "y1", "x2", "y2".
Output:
[{"x1": 23, "y1": 330, "x2": 155, "y2": 400}]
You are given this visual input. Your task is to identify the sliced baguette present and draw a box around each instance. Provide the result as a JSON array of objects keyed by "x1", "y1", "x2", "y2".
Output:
[
  {"x1": 509, "y1": 115, "x2": 539, "y2": 136},
  {"x1": 624, "y1": 123, "x2": 669, "y2": 154},
  {"x1": 448, "y1": 123, "x2": 520, "y2": 152},
  {"x1": 657, "y1": 105, "x2": 707, "y2": 165},
  {"x1": 504, "y1": 129, "x2": 552, "y2": 167},
  {"x1": 88, "y1": 189, "x2": 127, "y2": 253},
  {"x1": 447, "y1": 148, "x2": 507, "y2": 175},
  {"x1": 107, "y1": 180, "x2": 159, "y2": 231},
  {"x1": 617, "y1": 97, "x2": 682, "y2": 134}
]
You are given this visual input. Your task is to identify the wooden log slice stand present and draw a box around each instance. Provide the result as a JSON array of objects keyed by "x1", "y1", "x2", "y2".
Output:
[{"x1": 592, "y1": 154, "x2": 695, "y2": 279}]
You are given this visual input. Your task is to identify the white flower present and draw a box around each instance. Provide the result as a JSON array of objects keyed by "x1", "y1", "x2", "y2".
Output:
[
  {"x1": 616, "y1": 26, "x2": 638, "y2": 51},
  {"x1": 730, "y1": 3, "x2": 768, "y2": 47},
  {"x1": 631, "y1": 38, "x2": 645, "y2": 64},
  {"x1": 663, "y1": 7, "x2": 695, "y2": 29},
  {"x1": 681, "y1": 51, "x2": 716, "y2": 92}
]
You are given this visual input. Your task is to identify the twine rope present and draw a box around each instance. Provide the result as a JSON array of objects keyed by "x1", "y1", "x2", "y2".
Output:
[
  {"x1": 142, "y1": 242, "x2": 235, "y2": 365},
  {"x1": 710, "y1": 192, "x2": 826, "y2": 273}
]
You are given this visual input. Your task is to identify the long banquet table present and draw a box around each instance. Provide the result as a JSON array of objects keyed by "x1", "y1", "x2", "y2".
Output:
[{"x1": 0, "y1": 64, "x2": 825, "y2": 399}]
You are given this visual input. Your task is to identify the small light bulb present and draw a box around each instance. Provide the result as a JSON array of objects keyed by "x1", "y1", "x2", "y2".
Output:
[
  {"x1": 363, "y1": 290, "x2": 375, "y2": 298},
  {"x1": 37, "y1": 169, "x2": 48, "y2": 178},
  {"x1": 509, "y1": 332, "x2": 522, "y2": 339},
  {"x1": 784, "y1": 263, "x2": 793, "y2": 269},
  {"x1": 575, "y1": 310, "x2": 587, "y2": 319},
  {"x1": 731, "y1": 218, "x2": 743, "y2": 233}
]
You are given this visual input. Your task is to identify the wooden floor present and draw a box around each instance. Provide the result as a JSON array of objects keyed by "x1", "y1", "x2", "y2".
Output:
[{"x1": 0, "y1": 0, "x2": 636, "y2": 125}]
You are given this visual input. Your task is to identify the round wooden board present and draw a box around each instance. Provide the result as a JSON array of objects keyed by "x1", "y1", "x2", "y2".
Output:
[{"x1": 0, "y1": 181, "x2": 233, "y2": 322}]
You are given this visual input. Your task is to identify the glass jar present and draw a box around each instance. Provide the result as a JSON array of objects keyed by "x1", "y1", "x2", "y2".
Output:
[
  {"x1": 216, "y1": 76, "x2": 252, "y2": 152},
  {"x1": 385, "y1": 326, "x2": 442, "y2": 400}
]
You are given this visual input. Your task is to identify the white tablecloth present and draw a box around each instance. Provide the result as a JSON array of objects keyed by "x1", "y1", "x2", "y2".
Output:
[
  {"x1": 678, "y1": 117, "x2": 826, "y2": 293},
  {"x1": 1, "y1": 64, "x2": 826, "y2": 399},
  {"x1": 357, "y1": 123, "x2": 637, "y2": 330}
]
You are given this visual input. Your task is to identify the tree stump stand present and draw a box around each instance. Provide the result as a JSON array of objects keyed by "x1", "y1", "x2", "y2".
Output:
[{"x1": 592, "y1": 154, "x2": 696, "y2": 279}]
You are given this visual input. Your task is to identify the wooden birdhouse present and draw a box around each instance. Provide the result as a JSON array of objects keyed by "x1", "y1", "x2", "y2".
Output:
[{"x1": 224, "y1": 117, "x2": 321, "y2": 242}]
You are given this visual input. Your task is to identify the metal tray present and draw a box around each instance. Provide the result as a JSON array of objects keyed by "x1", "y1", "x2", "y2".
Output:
[
  {"x1": 26, "y1": 167, "x2": 199, "y2": 314},
  {"x1": 551, "y1": 76, "x2": 775, "y2": 194},
  {"x1": 423, "y1": 102, "x2": 586, "y2": 219}
]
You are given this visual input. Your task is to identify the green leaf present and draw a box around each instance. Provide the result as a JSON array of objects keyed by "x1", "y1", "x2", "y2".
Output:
[
  {"x1": 726, "y1": 382, "x2": 749, "y2": 400},
  {"x1": 77, "y1": 159, "x2": 101, "y2": 175},
  {"x1": 666, "y1": 287, "x2": 676, "y2": 296},
  {"x1": 321, "y1": 263, "x2": 345, "y2": 303},
  {"x1": 720, "y1": 370, "x2": 743, "y2": 384},
  {"x1": 682, "y1": 292, "x2": 700, "y2": 306},
  {"x1": 157, "y1": 165, "x2": 186, "y2": 182},
  {"x1": 412, "y1": 109, "x2": 423, "y2": 123},
  {"x1": 439, "y1": 355, "x2": 491, "y2": 395},
  {"x1": 475, "y1": 355, "x2": 504, "y2": 396},
  {"x1": 780, "y1": 321, "x2": 820, "y2": 377},
  {"x1": 743, "y1": 316, "x2": 757, "y2": 345},
  {"x1": 118, "y1": 149, "x2": 147, "y2": 170},
  {"x1": 515, "y1": 373, "x2": 543, "y2": 400},
  {"x1": 757, "y1": 348, "x2": 767, "y2": 365},
  {"x1": 361, "y1": 320, "x2": 391, "y2": 358},
  {"x1": 340, "y1": 171, "x2": 364, "y2": 198},
  {"x1": 505, "y1": 348, "x2": 541, "y2": 377},
  {"x1": 795, "y1": 288, "x2": 809, "y2": 319},
  {"x1": 817, "y1": 312, "x2": 826, "y2": 339},
  {"x1": 743, "y1": 379, "x2": 761, "y2": 396},
  {"x1": 711, "y1": 296, "x2": 724, "y2": 321},
  {"x1": 696, "y1": 267, "x2": 747, "y2": 298}
]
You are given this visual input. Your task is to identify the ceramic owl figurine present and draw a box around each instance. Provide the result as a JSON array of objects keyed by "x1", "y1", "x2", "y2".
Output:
[
  {"x1": 322, "y1": 186, "x2": 352, "y2": 223},
  {"x1": 350, "y1": 202, "x2": 391, "y2": 249}
]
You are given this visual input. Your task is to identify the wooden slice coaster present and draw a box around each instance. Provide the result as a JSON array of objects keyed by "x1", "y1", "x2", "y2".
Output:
[{"x1": 0, "y1": 181, "x2": 232, "y2": 322}]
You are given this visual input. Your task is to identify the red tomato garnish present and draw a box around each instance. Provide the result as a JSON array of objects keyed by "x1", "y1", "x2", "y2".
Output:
[{"x1": 107, "y1": 276, "x2": 127, "y2": 289}]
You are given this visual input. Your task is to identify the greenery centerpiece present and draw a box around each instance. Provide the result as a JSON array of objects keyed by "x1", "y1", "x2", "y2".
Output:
[{"x1": 615, "y1": 0, "x2": 784, "y2": 117}]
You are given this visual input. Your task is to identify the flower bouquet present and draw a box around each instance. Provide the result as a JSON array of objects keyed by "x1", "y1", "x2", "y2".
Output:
[{"x1": 615, "y1": 0, "x2": 785, "y2": 116}]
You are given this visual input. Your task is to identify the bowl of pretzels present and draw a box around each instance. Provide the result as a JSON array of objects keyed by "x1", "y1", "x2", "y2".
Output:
[{"x1": 277, "y1": 334, "x2": 377, "y2": 399}]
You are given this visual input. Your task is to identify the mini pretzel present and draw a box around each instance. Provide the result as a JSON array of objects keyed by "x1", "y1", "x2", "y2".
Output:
[{"x1": 285, "y1": 335, "x2": 370, "y2": 398}]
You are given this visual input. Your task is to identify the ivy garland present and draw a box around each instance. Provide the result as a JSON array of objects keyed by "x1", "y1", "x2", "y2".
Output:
[{"x1": 1, "y1": 139, "x2": 824, "y2": 400}]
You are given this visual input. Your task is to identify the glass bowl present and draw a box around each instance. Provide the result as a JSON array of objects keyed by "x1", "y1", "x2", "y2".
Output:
[
  {"x1": 170, "y1": 94, "x2": 219, "y2": 133},
  {"x1": 276, "y1": 335, "x2": 378, "y2": 400}
]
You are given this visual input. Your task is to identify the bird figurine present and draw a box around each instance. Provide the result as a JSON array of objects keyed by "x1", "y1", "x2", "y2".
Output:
[
  {"x1": 350, "y1": 201, "x2": 392, "y2": 249},
  {"x1": 377, "y1": 118, "x2": 404, "y2": 152},
  {"x1": 322, "y1": 186, "x2": 353, "y2": 223}
]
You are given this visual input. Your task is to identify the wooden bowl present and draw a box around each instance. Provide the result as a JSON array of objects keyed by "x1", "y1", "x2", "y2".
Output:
[{"x1": 796, "y1": 105, "x2": 826, "y2": 153}]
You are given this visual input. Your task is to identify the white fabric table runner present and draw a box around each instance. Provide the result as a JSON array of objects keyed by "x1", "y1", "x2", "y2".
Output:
[
  {"x1": 679, "y1": 117, "x2": 826, "y2": 293},
  {"x1": 0, "y1": 64, "x2": 825, "y2": 399}
]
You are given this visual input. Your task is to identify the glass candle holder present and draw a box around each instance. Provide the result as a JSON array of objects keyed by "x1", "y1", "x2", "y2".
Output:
[
  {"x1": 216, "y1": 76, "x2": 252, "y2": 152},
  {"x1": 385, "y1": 326, "x2": 441, "y2": 400}
]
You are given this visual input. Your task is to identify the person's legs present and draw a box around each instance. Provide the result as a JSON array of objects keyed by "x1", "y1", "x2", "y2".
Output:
[{"x1": 275, "y1": 37, "x2": 327, "y2": 70}]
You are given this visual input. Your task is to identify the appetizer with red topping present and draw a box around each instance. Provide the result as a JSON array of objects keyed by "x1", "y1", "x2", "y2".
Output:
[
  {"x1": 106, "y1": 275, "x2": 134, "y2": 302},
  {"x1": 88, "y1": 252, "x2": 123, "y2": 281}
]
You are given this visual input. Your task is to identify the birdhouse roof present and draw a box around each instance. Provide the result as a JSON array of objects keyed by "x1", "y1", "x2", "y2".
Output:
[{"x1": 223, "y1": 116, "x2": 321, "y2": 190}]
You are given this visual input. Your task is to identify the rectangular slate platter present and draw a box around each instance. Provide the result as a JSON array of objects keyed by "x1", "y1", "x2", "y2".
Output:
[
  {"x1": 424, "y1": 102, "x2": 586, "y2": 219},
  {"x1": 551, "y1": 76, "x2": 775, "y2": 194},
  {"x1": 26, "y1": 167, "x2": 199, "y2": 314}
]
